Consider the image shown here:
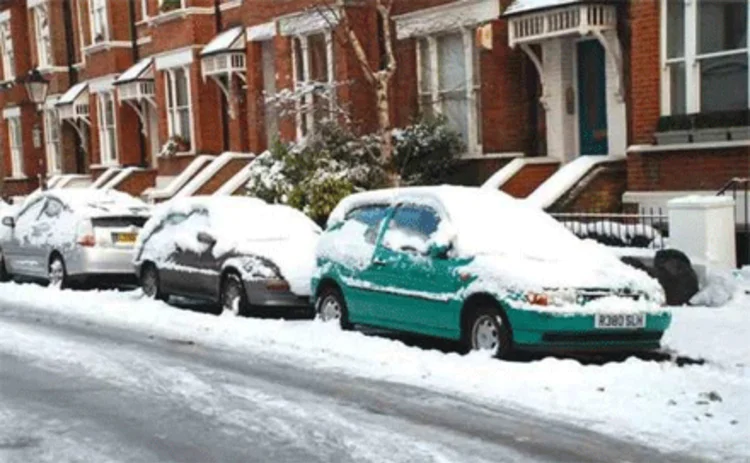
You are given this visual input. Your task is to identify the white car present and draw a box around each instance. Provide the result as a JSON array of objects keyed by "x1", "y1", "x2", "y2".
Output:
[{"x1": 0, "y1": 189, "x2": 150, "y2": 287}]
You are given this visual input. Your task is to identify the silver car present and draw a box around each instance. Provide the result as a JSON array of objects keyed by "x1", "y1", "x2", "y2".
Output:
[{"x1": 0, "y1": 189, "x2": 150, "y2": 287}]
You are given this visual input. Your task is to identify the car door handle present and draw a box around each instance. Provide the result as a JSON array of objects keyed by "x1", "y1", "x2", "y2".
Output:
[{"x1": 372, "y1": 258, "x2": 388, "y2": 267}]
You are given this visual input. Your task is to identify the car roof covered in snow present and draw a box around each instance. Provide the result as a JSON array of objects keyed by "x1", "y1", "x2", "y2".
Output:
[{"x1": 23, "y1": 188, "x2": 150, "y2": 218}]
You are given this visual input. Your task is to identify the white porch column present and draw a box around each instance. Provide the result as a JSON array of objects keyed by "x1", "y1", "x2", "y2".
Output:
[
  {"x1": 602, "y1": 30, "x2": 627, "y2": 156},
  {"x1": 668, "y1": 196, "x2": 737, "y2": 270},
  {"x1": 542, "y1": 39, "x2": 576, "y2": 162}
]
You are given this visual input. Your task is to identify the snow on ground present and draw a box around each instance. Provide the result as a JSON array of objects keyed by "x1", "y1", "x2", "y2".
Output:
[{"x1": 0, "y1": 282, "x2": 748, "y2": 461}]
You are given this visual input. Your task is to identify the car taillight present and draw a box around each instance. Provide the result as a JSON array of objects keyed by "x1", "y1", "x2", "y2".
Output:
[
  {"x1": 265, "y1": 279, "x2": 290, "y2": 292},
  {"x1": 77, "y1": 220, "x2": 96, "y2": 247}
]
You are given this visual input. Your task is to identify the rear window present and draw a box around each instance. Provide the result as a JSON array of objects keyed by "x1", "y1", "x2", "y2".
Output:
[{"x1": 92, "y1": 216, "x2": 149, "y2": 228}]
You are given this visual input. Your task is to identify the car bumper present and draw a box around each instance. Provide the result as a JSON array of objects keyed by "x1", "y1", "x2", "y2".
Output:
[
  {"x1": 67, "y1": 247, "x2": 137, "y2": 277},
  {"x1": 507, "y1": 308, "x2": 672, "y2": 353},
  {"x1": 243, "y1": 281, "x2": 311, "y2": 310}
]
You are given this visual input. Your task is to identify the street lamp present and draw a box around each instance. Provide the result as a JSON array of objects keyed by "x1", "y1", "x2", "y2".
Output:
[{"x1": 22, "y1": 68, "x2": 50, "y2": 190}]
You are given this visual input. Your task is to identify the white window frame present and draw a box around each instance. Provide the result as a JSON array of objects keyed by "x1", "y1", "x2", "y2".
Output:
[
  {"x1": 0, "y1": 18, "x2": 15, "y2": 81},
  {"x1": 660, "y1": 0, "x2": 750, "y2": 115},
  {"x1": 97, "y1": 91, "x2": 119, "y2": 165},
  {"x1": 7, "y1": 116, "x2": 24, "y2": 178},
  {"x1": 164, "y1": 66, "x2": 194, "y2": 152},
  {"x1": 32, "y1": 4, "x2": 53, "y2": 68},
  {"x1": 157, "y1": 0, "x2": 187, "y2": 11},
  {"x1": 43, "y1": 107, "x2": 62, "y2": 175},
  {"x1": 291, "y1": 31, "x2": 334, "y2": 139},
  {"x1": 141, "y1": 0, "x2": 149, "y2": 18},
  {"x1": 417, "y1": 28, "x2": 482, "y2": 154},
  {"x1": 89, "y1": 0, "x2": 110, "y2": 43}
]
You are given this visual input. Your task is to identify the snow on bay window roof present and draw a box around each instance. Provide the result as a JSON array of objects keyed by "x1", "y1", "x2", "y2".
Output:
[
  {"x1": 114, "y1": 58, "x2": 154, "y2": 84},
  {"x1": 200, "y1": 26, "x2": 245, "y2": 57},
  {"x1": 57, "y1": 82, "x2": 88, "y2": 106},
  {"x1": 394, "y1": 0, "x2": 499, "y2": 40},
  {"x1": 503, "y1": 0, "x2": 585, "y2": 17}
]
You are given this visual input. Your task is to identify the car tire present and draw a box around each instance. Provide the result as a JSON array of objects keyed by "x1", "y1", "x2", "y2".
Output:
[
  {"x1": 464, "y1": 305, "x2": 513, "y2": 360},
  {"x1": 221, "y1": 273, "x2": 250, "y2": 317},
  {"x1": 0, "y1": 248, "x2": 10, "y2": 282},
  {"x1": 48, "y1": 255, "x2": 68, "y2": 289},
  {"x1": 141, "y1": 263, "x2": 167, "y2": 302},
  {"x1": 315, "y1": 285, "x2": 352, "y2": 330}
]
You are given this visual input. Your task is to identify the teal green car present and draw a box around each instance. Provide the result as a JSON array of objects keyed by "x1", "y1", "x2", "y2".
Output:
[{"x1": 312, "y1": 186, "x2": 671, "y2": 358}]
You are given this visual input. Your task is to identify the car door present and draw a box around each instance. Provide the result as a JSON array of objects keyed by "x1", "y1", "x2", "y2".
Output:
[
  {"x1": 166, "y1": 208, "x2": 214, "y2": 299},
  {"x1": 35, "y1": 198, "x2": 64, "y2": 274},
  {"x1": 364, "y1": 204, "x2": 462, "y2": 336},
  {"x1": 143, "y1": 212, "x2": 188, "y2": 296},
  {"x1": 4, "y1": 198, "x2": 47, "y2": 277}
]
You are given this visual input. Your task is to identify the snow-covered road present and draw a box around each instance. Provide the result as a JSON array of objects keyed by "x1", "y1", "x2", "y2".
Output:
[
  {"x1": 0, "y1": 304, "x2": 692, "y2": 463},
  {"x1": 0, "y1": 282, "x2": 747, "y2": 462}
]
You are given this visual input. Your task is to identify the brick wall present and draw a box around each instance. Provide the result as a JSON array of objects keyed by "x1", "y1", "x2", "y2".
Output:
[
  {"x1": 115, "y1": 169, "x2": 158, "y2": 196},
  {"x1": 629, "y1": 0, "x2": 661, "y2": 146},
  {"x1": 194, "y1": 157, "x2": 250, "y2": 195},
  {"x1": 550, "y1": 161, "x2": 628, "y2": 213},
  {"x1": 501, "y1": 162, "x2": 560, "y2": 198},
  {"x1": 628, "y1": 148, "x2": 750, "y2": 192}
]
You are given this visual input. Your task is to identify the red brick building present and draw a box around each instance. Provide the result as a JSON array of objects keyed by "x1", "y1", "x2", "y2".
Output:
[{"x1": 0, "y1": 0, "x2": 746, "y2": 216}]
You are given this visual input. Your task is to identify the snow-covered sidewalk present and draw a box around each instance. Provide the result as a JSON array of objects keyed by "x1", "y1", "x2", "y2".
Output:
[{"x1": 0, "y1": 282, "x2": 747, "y2": 461}]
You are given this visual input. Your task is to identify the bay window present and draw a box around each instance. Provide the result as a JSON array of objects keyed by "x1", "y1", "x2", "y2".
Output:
[
  {"x1": 32, "y1": 5, "x2": 53, "y2": 68},
  {"x1": 7, "y1": 116, "x2": 23, "y2": 177},
  {"x1": 165, "y1": 67, "x2": 193, "y2": 150},
  {"x1": 0, "y1": 19, "x2": 14, "y2": 80},
  {"x1": 292, "y1": 31, "x2": 334, "y2": 137},
  {"x1": 662, "y1": 0, "x2": 749, "y2": 115},
  {"x1": 44, "y1": 108, "x2": 62, "y2": 174},
  {"x1": 97, "y1": 92, "x2": 118, "y2": 165},
  {"x1": 90, "y1": 0, "x2": 109, "y2": 43},
  {"x1": 417, "y1": 29, "x2": 481, "y2": 153}
]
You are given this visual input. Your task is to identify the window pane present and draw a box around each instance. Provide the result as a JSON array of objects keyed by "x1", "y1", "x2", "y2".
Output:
[
  {"x1": 293, "y1": 38, "x2": 304, "y2": 83},
  {"x1": 383, "y1": 206, "x2": 440, "y2": 252},
  {"x1": 418, "y1": 39, "x2": 431, "y2": 94},
  {"x1": 308, "y1": 33, "x2": 328, "y2": 83},
  {"x1": 443, "y1": 92, "x2": 469, "y2": 143},
  {"x1": 666, "y1": 0, "x2": 685, "y2": 59},
  {"x1": 437, "y1": 33, "x2": 466, "y2": 93},
  {"x1": 698, "y1": 0, "x2": 747, "y2": 54},
  {"x1": 700, "y1": 54, "x2": 748, "y2": 112},
  {"x1": 175, "y1": 69, "x2": 189, "y2": 106},
  {"x1": 669, "y1": 62, "x2": 687, "y2": 114},
  {"x1": 262, "y1": 40, "x2": 278, "y2": 147},
  {"x1": 179, "y1": 108, "x2": 191, "y2": 142}
]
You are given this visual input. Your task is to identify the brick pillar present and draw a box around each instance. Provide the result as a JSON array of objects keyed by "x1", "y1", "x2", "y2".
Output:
[
  {"x1": 275, "y1": 35, "x2": 296, "y2": 143},
  {"x1": 246, "y1": 41, "x2": 266, "y2": 154}
]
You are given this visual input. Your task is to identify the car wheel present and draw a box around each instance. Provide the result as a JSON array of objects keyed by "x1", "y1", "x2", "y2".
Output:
[
  {"x1": 141, "y1": 264, "x2": 167, "y2": 301},
  {"x1": 48, "y1": 255, "x2": 68, "y2": 289},
  {"x1": 221, "y1": 273, "x2": 249, "y2": 317},
  {"x1": 465, "y1": 306, "x2": 512, "y2": 359},
  {"x1": 315, "y1": 286, "x2": 351, "y2": 330},
  {"x1": 0, "y1": 248, "x2": 9, "y2": 282}
]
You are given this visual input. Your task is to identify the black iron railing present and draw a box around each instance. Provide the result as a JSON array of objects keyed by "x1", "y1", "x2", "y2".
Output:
[
  {"x1": 551, "y1": 211, "x2": 668, "y2": 249},
  {"x1": 717, "y1": 177, "x2": 749, "y2": 266}
]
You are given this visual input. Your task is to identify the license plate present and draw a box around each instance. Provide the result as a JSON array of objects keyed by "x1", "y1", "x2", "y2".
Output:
[
  {"x1": 595, "y1": 313, "x2": 646, "y2": 329},
  {"x1": 112, "y1": 232, "x2": 137, "y2": 244}
]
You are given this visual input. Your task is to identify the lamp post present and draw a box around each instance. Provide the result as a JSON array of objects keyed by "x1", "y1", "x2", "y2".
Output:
[{"x1": 22, "y1": 68, "x2": 49, "y2": 190}]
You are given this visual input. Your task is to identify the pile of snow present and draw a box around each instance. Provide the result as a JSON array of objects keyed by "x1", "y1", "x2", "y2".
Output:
[
  {"x1": 136, "y1": 196, "x2": 321, "y2": 295},
  {"x1": 0, "y1": 282, "x2": 747, "y2": 461}
]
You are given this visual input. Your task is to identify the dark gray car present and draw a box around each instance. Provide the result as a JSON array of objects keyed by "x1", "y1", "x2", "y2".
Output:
[{"x1": 133, "y1": 196, "x2": 320, "y2": 316}]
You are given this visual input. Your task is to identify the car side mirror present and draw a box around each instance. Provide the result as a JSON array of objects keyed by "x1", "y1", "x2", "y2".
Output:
[
  {"x1": 196, "y1": 231, "x2": 216, "y2": 246},
  {"x1": 427, "y1": 241, "x2": 451, "y2": 259},
  {"x1": 1, "y1": 216, "x2": 14, "y2": 228}
]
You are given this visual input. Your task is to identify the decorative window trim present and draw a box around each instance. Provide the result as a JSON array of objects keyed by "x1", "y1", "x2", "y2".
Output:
[
  {"x1": 660, "y1": 0, "x2": 750, "y2": 115},
  {"x1": 96, "y1": 91, "x2": 119, "y2": 166},
  {"x1": 0, "y1": 16, "x2": 15, "y2": 81},
  {"x1": 278, "y1": 8, "x2": 340, "y2": 37},
  {"x1": 84, "y1": 40, "x2": 133, "y2": 55},
  {"x1": 290, "y1": 31, "x2": 335, "y2": 139},
  {"x1": 417, "y1": 29, "x2": 482, "y2": 155},
  {"x1": 154, "y1": 47, "x2": 194, "y2": 70},
  {"x1": 43, "y1": 100, "x2": 62, "y2": 175},
  {"x1": 394, "y1": 0, "x2": 499, "y2": 39}
]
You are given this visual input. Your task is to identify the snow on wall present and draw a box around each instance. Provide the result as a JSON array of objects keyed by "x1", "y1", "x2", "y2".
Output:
[
  {"x1": 214, "y1": 153, "x2": 265, "y2": 196},
  {"x1": 102, "y1": 167, "x2": 141, "y2": 190},
  {"x1": 526, "y1": 155, "x2": 624, "y2": 209},
  {"x1": 90, "y1": 168, "x2": 122, "y2": 189}
]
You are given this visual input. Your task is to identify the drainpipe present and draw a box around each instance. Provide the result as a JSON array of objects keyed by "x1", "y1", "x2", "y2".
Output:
[
  {"x1": 62, "y1": 0, "x2": 83, "y2": 173},
  {"x1": 128, "y1": 0, "x2": 147, "y2": 168},
  {"x1": 214, "y1": 0, "x2": 229, "y2": 152}
]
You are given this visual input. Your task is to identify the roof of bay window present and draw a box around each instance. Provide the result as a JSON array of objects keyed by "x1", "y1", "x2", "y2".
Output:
[
  {"x1": 394, "y1": 0, "x2": 500, "y2": 39},
  {"x1": 201, "y1": 26, "x2": 245, "y2": 57},
  {"x1": 57, "y1": 82, "x2": 88, "y2": 106},
  {"x1": 114, "y1": 58, "x2": 154, "y2": 85},
  {"x1": 503, "y1": 0, "x2": 585, "y2": 17}
]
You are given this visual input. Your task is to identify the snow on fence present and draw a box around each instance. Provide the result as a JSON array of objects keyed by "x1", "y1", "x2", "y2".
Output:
[{"x1": 550, "y1": 210, "x2": 668, "y2": 249}]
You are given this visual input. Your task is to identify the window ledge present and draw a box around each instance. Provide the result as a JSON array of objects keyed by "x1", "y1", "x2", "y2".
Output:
[
  {"x1": 220, "y1": 0, "x2": 242, "y2": 11},
  {"x1": 460, "y1": 151, "x2": 525, "y2": 161},
  {"x1": 5, "y1": 175, "x2": 29, "y2": 181},
  {"x1": 84, "y1": 41, "x2": 132, "y2": 55},
  {"x1": 151, "y1": 7, "x2": 214, "y2": 25},
  {"x1": 628, "y1": 139, "x2": 750, "y2": 153}
]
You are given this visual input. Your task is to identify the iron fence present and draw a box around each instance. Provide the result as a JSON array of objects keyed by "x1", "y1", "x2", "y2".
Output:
[
  {"x1": 717, "y1": 177, "x2": 749, "y2": 266},
  {"x1": 551, "y1": 210, "x2": 668, "y2": 249}
]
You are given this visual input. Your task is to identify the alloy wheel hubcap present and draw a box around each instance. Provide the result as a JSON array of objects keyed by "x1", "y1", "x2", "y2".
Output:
[
  {"x1": 223, "y1": 281, "x2": 241, "y2": 316},
  {"x1": 49, "y1": 260, "x2": 64, "y2": 287},
  {"x1": 472, "y1": 315, "x2": 500, "y2": 352},
  {"x1": 319, "y1": 296, "x2": 342, "y2": 322}
]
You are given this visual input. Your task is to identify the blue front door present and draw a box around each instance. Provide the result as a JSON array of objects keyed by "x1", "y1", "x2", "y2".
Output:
[{"x1": 577, "y1": 40, "x2": 608, "y2": 155}]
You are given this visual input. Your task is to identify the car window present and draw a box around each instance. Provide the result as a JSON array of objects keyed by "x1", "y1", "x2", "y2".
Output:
[
  {"x1": 346, "y1": 205, "x2": 389, "y2": 245},
  {"x1": 164, "y1": 212, "x2": 189, "y2": 226},
  {"x1": 381, "y1": 205, "x2": 440, "y2": 253},
  {"x1": 14, "y1": 199, "x2": 47, "y2": 232},
  {"x1": 42, "y1": 199, "x2": 63, "y2": 218}
]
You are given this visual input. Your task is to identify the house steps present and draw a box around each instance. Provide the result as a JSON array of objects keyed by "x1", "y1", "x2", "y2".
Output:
[
  {"x1": 481, "y1": 157, "x2": 560, "y2": 198},
  {"x1": 174, "y1": 152, "x2": 255, "y2": 198},
  {"x1": 143, "y1": 155, "x2": 216, "y2": 203}
]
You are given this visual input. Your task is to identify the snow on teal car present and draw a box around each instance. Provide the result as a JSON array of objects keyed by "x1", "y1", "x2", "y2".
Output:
[{"x1": 312, "y1": 186, "x2": 670, "y2": 358}]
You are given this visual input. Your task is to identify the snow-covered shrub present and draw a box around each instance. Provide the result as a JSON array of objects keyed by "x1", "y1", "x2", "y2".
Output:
[
  {"x1": 392, "y1": 115, "x2": 464, "y2": 186},
  {"x1": 245, "y1": 121, "x2": 387, "y2": 225}
]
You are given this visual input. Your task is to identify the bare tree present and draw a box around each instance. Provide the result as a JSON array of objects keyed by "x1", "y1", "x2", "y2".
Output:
[{"x1": 314, "y1": 0, "x2": 397, "y2": 161}]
